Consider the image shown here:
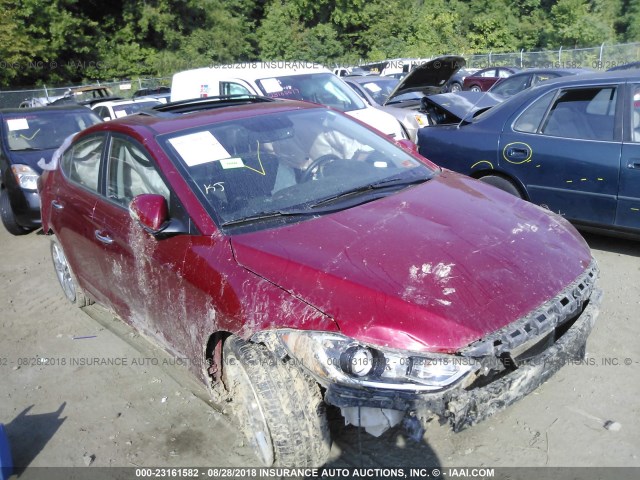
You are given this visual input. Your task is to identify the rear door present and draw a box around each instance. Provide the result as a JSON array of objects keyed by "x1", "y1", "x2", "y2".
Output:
[
  {"x1": 498, "y1": 83, "x2": 623, "y2": 226},
  {"x1": 615, "y1": 82, "x2": 640, "y2": 231},
  {"x1": 50, "y1": 133, "x2": 108, "y2": 300}
]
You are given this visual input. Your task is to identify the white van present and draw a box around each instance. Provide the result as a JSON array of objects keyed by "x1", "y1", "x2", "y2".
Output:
[{"x1": 171, "y1": 63, "x2": 407, "y2": 140}]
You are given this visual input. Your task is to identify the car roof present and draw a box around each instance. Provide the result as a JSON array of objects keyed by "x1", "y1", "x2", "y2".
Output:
[
  {"x1": 526, "y1": 68, "x2": 640, "y2": 87},
  {"x1": 91, "y1": 98, "x2": 162, "y2": 108},
  {"x1": 473, "y1": 66, "x2": 521, "y2": 74},
  {"x1": 507, "y1": 67, "x2": 591, "y2": 76},
  {"x1": 174, "y1": 63, "x2": 331, "y2": 82},
  {"x1": 78, "y1": 97, "x2": 322, "y2": 136},
  {"x1": 0, "y1": 104, "x2": 92, "y2": 115},
  {"x1": 345, "y1": 75, "x2": 396, "y2": 84}
]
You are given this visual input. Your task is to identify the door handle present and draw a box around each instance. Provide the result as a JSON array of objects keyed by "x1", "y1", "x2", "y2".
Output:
[
  {"x1": 94, "y1": 230, "x2": 114, "y2": 245},
  {"x1": 627, "y1": 161, "x2": 640, "y2": 169},
  {"x1": 507, "y1": 148, "x2": 529, "y2": 158},
  {"x1": 51, "y1": 200, "x2": 64, "y2": 210}
]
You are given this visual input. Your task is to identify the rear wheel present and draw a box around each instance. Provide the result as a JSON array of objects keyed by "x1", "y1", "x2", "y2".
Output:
[
  {"x1": 0, "y1": 189, "x2": 29, "y2": 236},
  {"x1": 450, "y1": 82, "x2": 462, "y2": 92},
  {"x1": 50, "y1": 237, "x2": 92, "y2": 307},
  {"x1": 478, "y1": 175, "x2": 523, "y2": 198},
  {"x1": 223, "y1": 336, "x2": 331, "y2": 467}
]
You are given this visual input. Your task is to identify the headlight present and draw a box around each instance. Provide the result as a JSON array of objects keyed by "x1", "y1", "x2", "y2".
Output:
[
  {"x1": 11, "y1": 164, "x2": 39, "y2": 190},
  {"x1": 266, "y1": 330, "x2": 478, "y2": 392},
  {"x1": 414, "y1": 113, "x2": 430, "y2": 127}
]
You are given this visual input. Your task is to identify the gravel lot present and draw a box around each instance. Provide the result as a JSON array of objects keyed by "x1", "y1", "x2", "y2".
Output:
[{"x1": 1, "y1": 225, "x2": 638, "y2": 477}]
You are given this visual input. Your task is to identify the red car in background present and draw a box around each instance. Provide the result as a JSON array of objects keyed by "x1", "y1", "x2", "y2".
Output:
[
  {"x1": 463, "y1": 66, "x2": 520, "y2": 91},
  {"x1": 39, "y1": 95, "x2": 601, "y2": 467}
]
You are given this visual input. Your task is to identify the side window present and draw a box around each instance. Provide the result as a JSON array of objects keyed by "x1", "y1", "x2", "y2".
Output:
[
  {"x1": 106, "y1": 136, "x2": 170, "y2": 206},
  {"x1": 632, "y1": 85, "x2": 640, "y2": 142},
  {"x1": 60, "y1": 135, "x2": 104, "y2": 192},
  {"x1": 497, "y1": 69, "x2": 512, "y2": 79},
  {"x1": 513, "y1": 90, "x2": 556, "y2": 133},
  {"x1": 541, "y1": 87, "x2": 617, "y2": 141},
  {"x1": 220, "y1": 81, "x2": 251, "y2": 96},
  {"x1": 480, "y1": 69, "x2": 496, "y2": 78}
]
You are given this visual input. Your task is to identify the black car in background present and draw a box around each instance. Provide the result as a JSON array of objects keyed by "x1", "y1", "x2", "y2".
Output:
[
  {"x1": 0, "y1": 105, "x2": 101, "y2": 234},
  {"x1": 488, "y1": 68, "x2": 591, "y2": 98}
]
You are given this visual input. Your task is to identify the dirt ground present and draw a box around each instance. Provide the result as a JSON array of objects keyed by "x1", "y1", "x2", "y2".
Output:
[{"x1": 1, "y1": 225, "x2": 639, "y2": 476}]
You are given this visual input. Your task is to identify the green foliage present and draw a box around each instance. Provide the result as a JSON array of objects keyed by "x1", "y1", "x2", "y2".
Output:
[{"x1": 1, "y1": 0, "x2": 638, "y2": 87}]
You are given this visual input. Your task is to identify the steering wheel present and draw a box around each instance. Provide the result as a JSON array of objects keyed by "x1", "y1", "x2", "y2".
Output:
[{"x1": 301, "y1": 154, "x2": 341, "y2": 182}]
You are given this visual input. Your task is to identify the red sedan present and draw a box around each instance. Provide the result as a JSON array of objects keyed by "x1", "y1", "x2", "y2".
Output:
[
  {"x1": 463, "y1": 66, "x2": 520, "y2": 91},
  {"x1": 39, "y1": 95, "x2": 601, "y2": 467}
]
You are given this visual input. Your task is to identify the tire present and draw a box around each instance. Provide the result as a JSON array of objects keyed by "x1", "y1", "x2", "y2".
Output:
[
  {"x1": 0, "y1": 189, "x2": 29, "y2": 236},
  {"x1": 478, "y1": 175, "x2": 523, "y2": 198},
  {"x1": 223, "y1": 336, "x2": 331, "y2": 467},
  {"x1": 470, "y1": 85, "x2": 482, "y2": 92},
  {"x1": 450, "y1": 82, "x2": 462, "y2": 92},
  {"x1": 50, "y1": 237, "x2": 92, "y2": 307}
]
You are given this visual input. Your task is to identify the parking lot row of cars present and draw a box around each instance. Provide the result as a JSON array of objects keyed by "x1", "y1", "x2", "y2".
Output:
[{"x1": 0, "y1": 59, "x2": 637, "y2": 468}]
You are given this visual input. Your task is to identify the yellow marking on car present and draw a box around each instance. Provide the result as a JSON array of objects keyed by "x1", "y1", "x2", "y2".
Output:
[{"x1": 470, "y1": 160, "x2": 494, "y2": 169}]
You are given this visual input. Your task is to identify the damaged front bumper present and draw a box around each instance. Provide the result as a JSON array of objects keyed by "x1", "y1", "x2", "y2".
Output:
[{"x1": 324, "y1": 287, "x2": 602, "y2": 434}]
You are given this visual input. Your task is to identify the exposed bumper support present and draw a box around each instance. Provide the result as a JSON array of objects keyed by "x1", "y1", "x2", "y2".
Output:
[{"x1": 325, "y1": 288, "x2": 601, "y2": 433}]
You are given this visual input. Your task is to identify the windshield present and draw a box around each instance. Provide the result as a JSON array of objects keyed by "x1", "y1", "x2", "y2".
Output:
[
  {"x1": 255, "y1": 73, "x2": 367, "y2": 112},
  {"x1": 161, "y1": 108, "x2": 435, "y2": 231},
  {"x1": 3, "y1": 110, "x2": 101, "y2": 151},
  {"x1": 357, "y1": 78, "x2": 399, "y2": 104}
]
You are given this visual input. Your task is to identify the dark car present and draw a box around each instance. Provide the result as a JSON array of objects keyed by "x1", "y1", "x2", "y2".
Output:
[
  {"x1": 49, "y1": 85, "x2": 122, "y2": 107},
  {"x1": 488, "y1": 68, "x2": 591, "y2": 98},
  {"x1": 40, "y1": 95, "x2": 600, "y2": 467},
  {"x1": 463, "y1": 66, "x2": 520, "y2": 91},
  {"x1": 418, "y1": 68, "x2": 590, "y2": 125},
  {"x1": 418, "y1": 70, "x2": 640, "y2": 238},
  {"x1": 0, "y1": 105, "x2": 101, "y2": 234},
  {"x1": 443, "y1": 68, "x2": 479, "y2": 92}
]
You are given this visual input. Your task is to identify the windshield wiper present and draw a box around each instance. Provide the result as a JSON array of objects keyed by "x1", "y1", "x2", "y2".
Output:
[
  {"x1": 221, "y1": 209, "x2": 317, "y2": 228},
  {"x1": 309, "y1": 175, "x2": 430, "y2": 208}
]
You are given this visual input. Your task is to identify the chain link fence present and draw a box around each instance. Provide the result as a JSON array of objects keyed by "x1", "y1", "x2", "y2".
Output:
[
  {"x1": 466, "y1": 42, "x2": 640, "y2": 70},
  {"x1": 1, "y1": 42, "x2": 640, "y2": 109},
  {"x1": 0, "y1": 77, "x2": 171, "y2": 109}
]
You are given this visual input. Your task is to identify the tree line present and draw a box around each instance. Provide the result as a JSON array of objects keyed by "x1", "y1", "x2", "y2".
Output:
[{"x1": 1, "y1": 0, "x2": 638, "y2": 87}]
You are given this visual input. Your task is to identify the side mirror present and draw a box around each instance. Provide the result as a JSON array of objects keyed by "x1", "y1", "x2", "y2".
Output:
[
  {"x1": 129, "y1": 194, "x2": 169, "y2": 233},
  {"x1": 397, "y1": 138, "x2": 418, "y2": 153}
]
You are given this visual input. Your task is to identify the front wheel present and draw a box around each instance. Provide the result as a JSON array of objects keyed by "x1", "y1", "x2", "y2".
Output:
[
  {"x1": 478, "y1": 175, "x2": 523, "y2": 198},
  {"x1": 223, "y1": 336, "x2": 331, "y2": 467},
  {"x1": 449, "y1": 82, "x2": 462, "y2": 92},
  {"x1": 470, "y1": 85, "x2": 482, "y2": 92},
  {"x1": 0, "y1": 189, "x2": 29, "y2": 236}
]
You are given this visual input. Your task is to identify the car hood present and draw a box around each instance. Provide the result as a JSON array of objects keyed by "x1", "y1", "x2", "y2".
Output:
[
  {"x1": 231, "y1": 171, "x2": 592, "y2": 353},
  {"x1": 385, "y1": 56, "x2": 466, "y2": 105},
  {"x1": 423, "y1": 91, "x2": 504, "y2": 122},
  {"x1": 7, "y1": 148, "x2": 57, "y2": 174}
]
